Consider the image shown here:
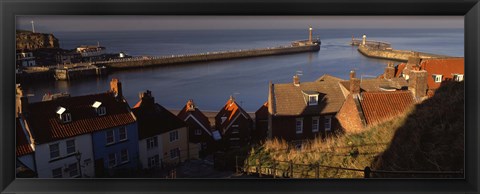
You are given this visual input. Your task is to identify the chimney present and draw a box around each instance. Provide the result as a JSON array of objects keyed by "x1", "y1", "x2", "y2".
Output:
[
  {"x1": 110, "y1": 78, "x2": 123, "y2": 98},
  {"x1": 293, "y1": 74, "x2": 300, "y2": 86},
  {"x1": 16, "y1": 84, "x2": 29, "y2": 117},
  {"x1": 139, "y1": 90, "x2": 154, "y2": 107},
  {"x1": 409, "y1": 70, "x2": 428, "y2": 99},
  {"x1": 229, "y1": 95, "x2": 235, "y2": 104},
  {"x1": 186, "y1": 99, "x2": 195, "y2": 111},
  {"x1": 349, "y1": 71, "x2": 360, "y2": 94},
  {"x1": 384, "y1": 62, "x2": 395, "y2": 79},
  {"x1": 403, "y1": 55, "x2": 422, "y2": 79}
]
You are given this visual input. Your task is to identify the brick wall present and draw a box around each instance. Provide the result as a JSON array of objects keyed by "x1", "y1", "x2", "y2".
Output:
[{"x1": 336, "y1": 94, "x2": 365, "y2": 133}]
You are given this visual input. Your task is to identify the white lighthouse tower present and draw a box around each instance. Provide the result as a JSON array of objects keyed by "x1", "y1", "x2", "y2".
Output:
[
  {"x1": 308, "y1": 26, "x2": 313, "y2": 43},
  {"x1": 362, "y1": 34, "x2": 367, "y2": 45}
]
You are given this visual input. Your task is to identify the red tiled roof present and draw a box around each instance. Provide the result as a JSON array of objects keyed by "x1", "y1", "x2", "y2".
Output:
[
  {"x1": 26, "y1": 93, "x2": 136, "y2": 144},
  {"x1": 215, "y1": 98, "x2": 251, "y2": 131},
  {"x1": 132, "y1": 102, "x2": 186, "y2": 140},
  {"x1": 177, "y1": 104, "x2": 211, "y2": 131},
  {"x1": 16, "y1": 118, "x2": 34, "y2": 157},
  {"x1": 360, "y1": 91, "x2": 415, "y2": 125},
  {"x1": 419, "y1": 58, "x2": 464, "y2": 90}
]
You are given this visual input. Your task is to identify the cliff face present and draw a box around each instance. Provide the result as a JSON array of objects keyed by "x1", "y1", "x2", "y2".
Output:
[{"x1": 16, "y1": 30, "x2": 59, "y2": 50}]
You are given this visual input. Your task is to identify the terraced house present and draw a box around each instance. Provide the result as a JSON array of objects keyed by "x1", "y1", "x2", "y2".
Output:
[
  {"x1": 267, "y1": 74, "x2": 346, "y2": 142},
  {"x1": 16, "y1": 79, "x2": 139, "y2": 178},
  {"x1": 215, "y1": 96, "x2": 253, "y2": 149}
]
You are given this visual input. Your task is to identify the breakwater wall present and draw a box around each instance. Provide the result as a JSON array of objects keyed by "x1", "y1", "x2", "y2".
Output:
[
  {"x1": 98, "y1": 44, "x2": 320, "y2": 69},
  {"x1": 357, "y1": 45, "x2": 451, "y2": 62}
]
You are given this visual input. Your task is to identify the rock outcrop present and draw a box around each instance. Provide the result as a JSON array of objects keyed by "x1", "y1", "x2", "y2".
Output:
[{"x1": 16, "y1": 30, "x2": 59, "y2": 50}]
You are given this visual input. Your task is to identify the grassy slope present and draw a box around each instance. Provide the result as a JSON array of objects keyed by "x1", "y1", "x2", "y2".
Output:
[{"x1": 245, "y1": 81, "x2": 464, "y2": 178}]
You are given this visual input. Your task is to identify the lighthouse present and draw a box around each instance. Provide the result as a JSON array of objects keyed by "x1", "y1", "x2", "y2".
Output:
[
  {"x1": 309, "y1": 26, "x2": 313, "y2": 43},
  {"x1": 362, "y1": 34, "x2": 367, "y2": 45}
]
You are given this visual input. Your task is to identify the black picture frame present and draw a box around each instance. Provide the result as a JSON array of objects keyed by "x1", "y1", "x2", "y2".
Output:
[{"x1": 1, "y1": 0, "x2": 479, "y2": 193}]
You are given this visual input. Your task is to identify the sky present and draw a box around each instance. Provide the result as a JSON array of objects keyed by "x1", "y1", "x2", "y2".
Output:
[{"x1": 16, "y1": 16, "x2": 463, "y2": 32}]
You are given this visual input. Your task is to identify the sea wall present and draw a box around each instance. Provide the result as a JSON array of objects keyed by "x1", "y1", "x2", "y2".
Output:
[
  {"x1": 101, "y1": 44, "x2": 320, "y2": 69},
  {"x1": 357, "y1": 45, "x2": 450, "y2": 62}
]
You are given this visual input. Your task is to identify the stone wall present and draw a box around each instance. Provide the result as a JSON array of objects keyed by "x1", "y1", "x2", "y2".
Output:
[{"x1": 357, "y1": 45, "x2": 450, "y2": 62}]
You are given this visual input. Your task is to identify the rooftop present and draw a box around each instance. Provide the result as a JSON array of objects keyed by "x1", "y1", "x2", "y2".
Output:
[{"x1": 360, "y1": 91, "x2": 415, "y2": 125}]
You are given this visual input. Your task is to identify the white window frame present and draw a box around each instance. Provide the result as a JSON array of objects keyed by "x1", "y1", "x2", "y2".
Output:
[
  {"x1": 52, "y1": 167, "x2": 62, "y2": 178},
  {"x1": 106, "y1": 130, "x2": 115, "y2": 145},
  {"x1": 324, "y1": 116, "x2": 332, "y2": 131},
  {"x1": 312, "y1": 117, "x2": 319, "y2": 132},
  {"x1": 49, "y1": 143, "x2": 60, "y2": 159},
  {"x1": 66, "y1": 139, "x2": 76, "y2": 155},
  {"x1": 146, "y1": 136, "x2": 158, "y2": 150},
  {"x1": 170, "y1": 148, "x2": 180, "y2": 159},
  {"x1": 119, "y1": 127, "x2": 128, "y2": 141},
  {"x1": 454, "y1": 74, "x2": 464, "y2": 82},
  {"x1": 433, "y1": 74, "x2": 443, "y2": 83},
  {"x1": 120, "y1": 149, "x2": 129, "y2": 164},
  {"x1": 68, "y1": 162, "x2": 79, "y2": 177},
  {"x1": 108, "y1": 153, "x2": 117, "y2": 168},
  {"x1": 169, "y1": 130, "x2": 179, "y2": 142},
  {"x1": 295, "y1": 118, "x2": 303, "y2": 134},
  {"x1": 308, "y1": 95, "x2": 318, "y2": 106},
  {"x1": 97, "y1": 106, "x2": 106, "y2": 116},
  {"x1": 148, "y1": 155, "x2": 160, "y2": 168},
  {"x1": 61, "y1": 113, "x2": 72, "y2": 123}
]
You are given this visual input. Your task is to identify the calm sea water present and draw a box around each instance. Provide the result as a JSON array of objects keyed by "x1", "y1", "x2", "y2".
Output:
[{"x1": 23, "y1": 28, "x2": 464, "y2": 112}]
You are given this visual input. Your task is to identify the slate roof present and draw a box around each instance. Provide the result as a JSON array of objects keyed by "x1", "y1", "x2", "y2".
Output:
[
  {"x1": 26, "y1": 92, "x2": 136, "y2": 144},
  {"x1": 132, "y1": 100, "x2": 186, "y2": 140},
  {"x1": 16, "y1": 118, "x2": 34, "y2": 157},
  {"x1": 271, "y1": 74, "x2": 345, "y2": 116},
  {"x1": 177, "y1": 103, "x2": 212, "y2": 132},
  {"x1": 215, "y1": 98, "x2": 251, "y2": 131},
  {"x1": 339, "y1": 77, "x2": 408, "y2": 93},
  {"x1": 360, "y1": 91, "x2": 415, "y2": 125},
  {"x1": 419, "y1": 58, "x2": 464, "y2": 90}
]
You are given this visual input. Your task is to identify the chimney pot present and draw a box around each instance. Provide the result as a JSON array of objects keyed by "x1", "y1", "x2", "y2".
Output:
[
  {"x1": 349, "y1": 70, "x2": 356, "y2": 80},
  {"x1": 110, "y1": 78, "x2": 123, "y2": 98},
  {"x1": 293, "y1": 75, "x2": 300, "y2": 86}
]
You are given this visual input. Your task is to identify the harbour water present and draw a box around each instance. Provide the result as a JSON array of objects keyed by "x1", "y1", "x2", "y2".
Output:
[{"x1": 22, "y1": 28, "x2": 464, "y2": 112}]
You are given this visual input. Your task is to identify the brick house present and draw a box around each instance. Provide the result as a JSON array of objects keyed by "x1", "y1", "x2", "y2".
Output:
[
  {"x1": 254, "y1": 102, "x2": 269, "y2": 143},
  {"x1": 267, "y1": 74, "x2": 346, "y2": 142},
  {"x1": 336, "y1": 70, "x2": 419, "y2": 133},
  {"x1": 215, "y1": 96, "x2": 253, "y2": 150},
  {"x1": 177, "y1": 99, "x2": 215, "y2": 157},
  {"x1": 132, "y1": 90, "x2": 192, "y2": 169},
  {"x1": 384, "y1": 57, "x2": 464, "y2": 97}
]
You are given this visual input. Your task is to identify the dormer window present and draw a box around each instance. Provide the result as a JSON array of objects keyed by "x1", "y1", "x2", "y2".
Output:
[
  {"x1": 453, "y1": 74, "x2": 464, "y2": 82},
  {"x1": 432, "y1": 74, "x2": 443, "y2": 83},
  {"x1": 308, "y1": 95, "x2": 318, "y2": 105},
  {"x1": 56, "y1": 106, "x2": 72, "y2": 123},
  {"x1": 92, "y1": 101, "x2": 106, "y2": 116}
]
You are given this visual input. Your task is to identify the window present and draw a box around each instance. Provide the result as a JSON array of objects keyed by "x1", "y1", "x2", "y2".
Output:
[
  {"x1": 312, "y1": 117, "x2": 319, "y2": 132},
  {"x1": 308, "y1": 95, "x2": 318, "y2": 105},
  {"x1": 231, "y1": 128, "x2": 240, "y2": 134},
  {"x1": 146, "y1": 137, "x2": 158, "y2": 150},
  {"x1": 148, "y1": 155, "x2": 160, "y2": 168},
  {"x1": 52, "y1": 168, "x2": 62, "y2": 178},
  {"x1": 433, "y1": 74, "x2": 443, "y2": 83},
  {"x1": 66, "y1": 139, "x2": 76, "y2": 155},
  {"x1": 169, "y1": 130, "x2": 179, "y2": 142},
  {"x1": 454, "y1": 74, "x2": 464, "y2": 82},
  {"x1": 120, "y1": 149, "x2": 129, "y2": 163},
  {"x1": 119, "y1": 127, "x2": 127, "y2": 141},
  {"x1": 97, "y1": 106, "x2": 106, "y2": 116},
  {"x1": 296, "y1": 118, "x2": 303, "y2": 134},
  {"x1": 170, "y1": 148, "x2": 180, "y2": 159},
  {"x1": 68, "y1": 163, "x2": 79, "y2": 177},
  {"x1": 325, "y1": 116, "x2": 332, "y2": 131},
  {"x1": 108, "y1": 153, "x2": 116, "y2": 167},
  {"x1": 194, "y1": 128, "x2": 202, "y2": 135},
  {"x1": 61, "y1": 113, "x2": 72, "y2": 123},
  {"x1": 49, "y1": 143, "x2": 60, "y2": 159},
  {"x1": 106, "y1": 130, "x2": 114, "y2": 145}
]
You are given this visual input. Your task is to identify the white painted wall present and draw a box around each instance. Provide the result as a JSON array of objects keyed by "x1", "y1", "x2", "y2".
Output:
[
  {"x1": 138, "y1": 135, "x2": 164, "y2": 169},
  {"x1": 35, "y1": 134, "x2": 95, "y2": 178}
]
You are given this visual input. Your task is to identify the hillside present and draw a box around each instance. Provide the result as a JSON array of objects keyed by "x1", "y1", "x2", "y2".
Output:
[
  {"x1": 16, "y1": 30, "x2": 59, "y2": 50},
  {"x1": 243, "y1": 80, "x2": 464, "y2": 178},
  {"x1": 371, "y1": 80, "x2": 464, "y2": 178}
]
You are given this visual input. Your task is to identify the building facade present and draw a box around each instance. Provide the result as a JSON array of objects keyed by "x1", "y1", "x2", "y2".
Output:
[{"x1": 215, "y1": 96, "x2": 253, "y2": 150}]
